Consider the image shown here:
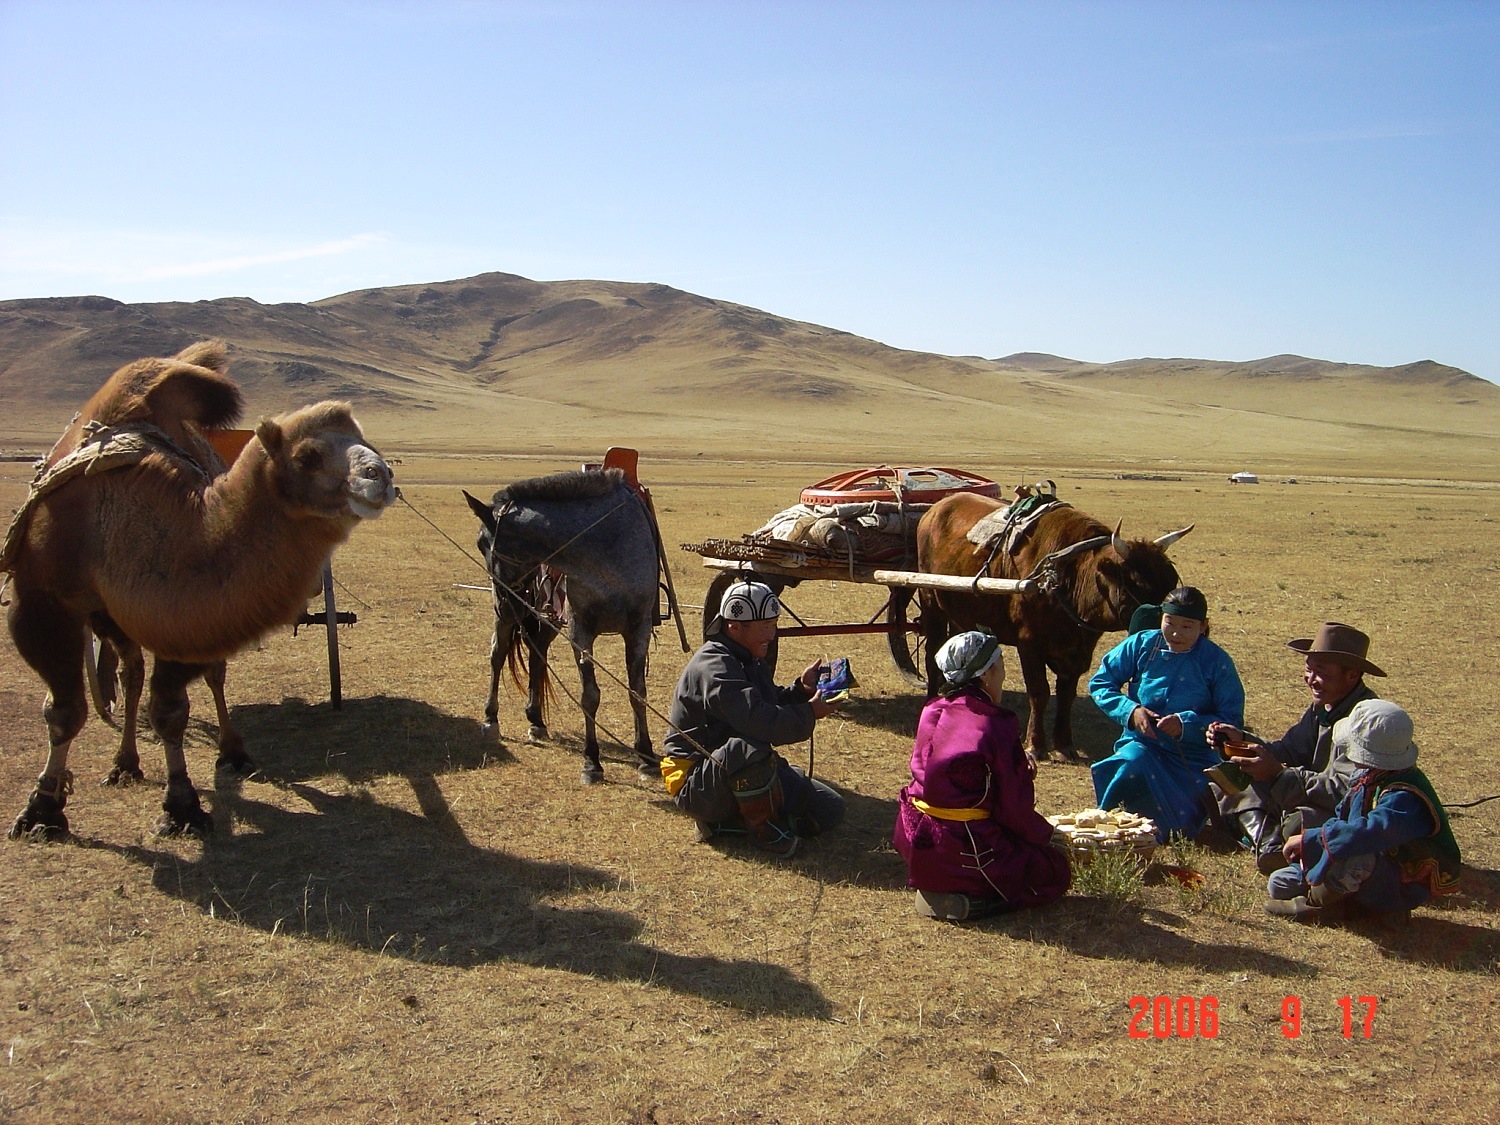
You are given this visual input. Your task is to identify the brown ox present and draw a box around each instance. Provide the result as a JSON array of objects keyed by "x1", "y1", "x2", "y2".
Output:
[{"x1": 913, "y1": 494, "x2": 1191, "y2": 760}]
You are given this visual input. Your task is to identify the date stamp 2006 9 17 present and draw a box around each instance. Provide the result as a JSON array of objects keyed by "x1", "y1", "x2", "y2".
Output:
[{"x1": 1127, "y1": 995, "x2": 1379, "y2": 1040}]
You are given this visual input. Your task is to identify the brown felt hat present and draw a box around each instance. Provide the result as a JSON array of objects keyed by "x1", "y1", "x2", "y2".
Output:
[{"x1": 1286, "y1": 622, "x2": 1386, "y2": 678}]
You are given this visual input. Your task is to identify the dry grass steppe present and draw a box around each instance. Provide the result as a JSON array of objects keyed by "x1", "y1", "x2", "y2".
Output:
[
  {"x1": 2, "y1": 443, "x2": 1497, "y2": 1123},
  {"x1": 1, "y1": 278, "x2": 1497, "y2": 1120}
]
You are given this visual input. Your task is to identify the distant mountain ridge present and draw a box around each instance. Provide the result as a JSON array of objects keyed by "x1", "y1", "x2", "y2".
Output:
[
  {"x1": 1, "y1": 272, "x2": 1496, "y2": 476},
  {"x1": 993, "y1": 350, "x2": 1485, "y2": 389}
]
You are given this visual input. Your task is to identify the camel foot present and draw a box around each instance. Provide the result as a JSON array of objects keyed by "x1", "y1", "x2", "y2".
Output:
[
  {"x1": 579, "y1": 765, "x2": 604, "y2": 786},
  {"x1": 8, "y1": 790, "x2": 70, "y2": 841},
  {"x1": 215, "y1": 749, "x2": 256, "y2": 776},
  {"x1": 104, "y1": 764, "x2": 145, "y2": 787},
  {"x1": 1050, "y1": 745, "x2": 1082, "y2": 763},
  {"x1": 216, "y1": 730, "x2": 247, "y2": 764},
  {"x1": 158, "y1": 784, "x2": 214, "y2": 837},
  {"x1": 528, "y1": 725, "x2": 549, "y2": 743}
]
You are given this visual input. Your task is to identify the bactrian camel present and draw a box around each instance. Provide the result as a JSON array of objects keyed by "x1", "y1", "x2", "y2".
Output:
[{"x1": 2, "y1": 340, "x2": 396, "y2": 837}]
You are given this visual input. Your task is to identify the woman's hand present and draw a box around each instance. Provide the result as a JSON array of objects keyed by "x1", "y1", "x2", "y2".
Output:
[
  {"x1": 1023, "y1": 748, "x2": 1038, "y2": 779},
  {"x1": 1283, "y1": 833, "x2": 1304, "y2": 863},
  {"x1": 1154, "y1": 713, "x2": 1183, "y2": 738},
  {"x1": 1130, "y1": 706, "x2": 1161, "y2": 736}
]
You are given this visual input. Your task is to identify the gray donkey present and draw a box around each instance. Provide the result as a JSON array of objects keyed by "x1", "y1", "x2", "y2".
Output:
[{"x1": 463, "y1": 468, "x2": 660, "y2": 785}]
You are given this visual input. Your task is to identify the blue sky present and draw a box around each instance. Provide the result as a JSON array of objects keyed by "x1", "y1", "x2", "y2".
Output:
[{"x1": 2, "y1": 1, "x2": 1496, "y2": 379}]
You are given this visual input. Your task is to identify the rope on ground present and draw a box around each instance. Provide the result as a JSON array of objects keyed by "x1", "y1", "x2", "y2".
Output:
[{"x1": 1444, "y1": 793, "x2": 1500, "y2": 809}]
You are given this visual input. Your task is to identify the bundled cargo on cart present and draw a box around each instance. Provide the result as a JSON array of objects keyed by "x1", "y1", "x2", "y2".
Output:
[{"x1": 681, "y1": 465, "x2": 1040, "y2": 677}]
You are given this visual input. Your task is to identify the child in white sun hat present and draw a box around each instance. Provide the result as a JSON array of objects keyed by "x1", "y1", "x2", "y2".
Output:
[{"x1": 1265, "y1": 700, "x2": 1461, "y2": 922}]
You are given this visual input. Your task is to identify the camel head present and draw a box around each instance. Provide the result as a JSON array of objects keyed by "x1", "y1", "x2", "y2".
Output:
[{"x1": 253, "y1": 402, "x2": 396, "y2": 523}]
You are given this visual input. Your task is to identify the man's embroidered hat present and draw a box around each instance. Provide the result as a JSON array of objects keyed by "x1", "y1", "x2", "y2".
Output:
[{"x1": 710, "y1": 579, "x2": 781, "y2": 634}]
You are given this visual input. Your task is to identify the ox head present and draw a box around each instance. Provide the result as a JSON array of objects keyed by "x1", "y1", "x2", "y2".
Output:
[
  {"x1": 255, "y1": 402, "x2": 396, "y2": 523},
  {"x1": 1087, "y1": 521, "x2": 1195, "y2": 628}
]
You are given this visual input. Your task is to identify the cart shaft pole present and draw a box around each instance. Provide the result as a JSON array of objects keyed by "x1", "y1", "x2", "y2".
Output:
[{"x1": 868, "y1": 569, "x2": 1034, "y2": 595}]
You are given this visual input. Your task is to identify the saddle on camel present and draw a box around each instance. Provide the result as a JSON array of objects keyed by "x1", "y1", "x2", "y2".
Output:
[{"x1": 2, "y1": 340, "x2": 396, "y2": 838}]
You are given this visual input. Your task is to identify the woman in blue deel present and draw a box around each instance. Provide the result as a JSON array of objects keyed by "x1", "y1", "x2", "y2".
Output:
[{"x1": 1089, "y1": 586, "x2": 1245, "y2": 840}]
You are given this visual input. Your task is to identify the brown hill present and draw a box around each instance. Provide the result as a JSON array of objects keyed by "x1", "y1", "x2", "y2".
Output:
[
  {"x1": 993, "y1": 351, "x2": 1497, "y2": 424},
  {"x1": 2, "y1": 273, "x2": 1497, "y2": 478}
]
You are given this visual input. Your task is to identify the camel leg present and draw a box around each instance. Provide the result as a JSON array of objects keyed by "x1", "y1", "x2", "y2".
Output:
[
  {"x1": 523, "y1": 614, "x2": 552, "y2": 743},
  {"x1": 146, "y1": 659, "x2": 214, "y2": 836},
  {"x1": 1016, "y1": 643, "x2": 1053, "y2": 762},
  {"x1": 8, "y1": 593, "x2": 88, "y2": 838},
  {"x1": 624, "y1": 616, "x2": 657, "y2": 782},
  {"x1": 104, "y1": 640, "x2": 147, "y2": 786},
  {"x1": 206, "y1": 662, "x2": 250, "y2": 773},
  {"x1": 570, "y1": 622, "x2": 604, "y2": 786}
]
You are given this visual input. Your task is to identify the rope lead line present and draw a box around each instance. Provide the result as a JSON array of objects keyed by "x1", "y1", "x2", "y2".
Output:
[{"x1": 396, "y1": 491, "x2": 715, "y2": 760}]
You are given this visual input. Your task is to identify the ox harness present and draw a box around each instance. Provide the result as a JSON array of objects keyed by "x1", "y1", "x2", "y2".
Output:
[{"x1": 971, "y1": 523, "x2": 1156, "y2": 635}]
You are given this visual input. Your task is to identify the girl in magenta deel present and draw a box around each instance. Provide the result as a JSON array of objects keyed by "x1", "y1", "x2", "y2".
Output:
[{"x1": 893, "y1": 630, "x2": 1071, "y2": 922}]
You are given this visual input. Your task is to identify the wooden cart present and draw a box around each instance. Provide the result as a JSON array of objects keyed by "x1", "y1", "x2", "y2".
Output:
[{"x1": 681, "y1": 465, "x2": 1034, "y2": 679}]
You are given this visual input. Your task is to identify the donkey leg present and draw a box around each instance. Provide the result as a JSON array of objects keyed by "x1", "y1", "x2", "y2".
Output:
[
  {"x1": 572, "y1": 626, "x2": 604, "y2": 786},
  {"x1": 1016, "y1": 644, "x2": 1053, "y2": 763},
  {"x1": 147, "y1": 659, "x2": 213, "y2": 836},
  {"x1": 625, "y1": 620, "x2": 657, "y2": 782},
  {"x1": 8, "y1": 594, "x2": 87, "y2": 838},
  {"x1": 523, "y1": 615, "x2": 552, "y2": 742},
  {"x1": 206, "y1": 661, "x2": 251, "y2": 774},
  {"x1": 482, "y1": 622, "x2": 504, "y2": 732},
  {"x1": 105, "y1": 640, "x2": 146, "y2": 785}
]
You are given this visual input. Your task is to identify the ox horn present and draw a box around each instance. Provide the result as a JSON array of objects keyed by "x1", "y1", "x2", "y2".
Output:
[
  {"x1": 1111, "y1": 518, "x2": 1130, "y2": 560},
  {"x1": 1153, "y1": 523, "x2": 1196, "y2": 550}
]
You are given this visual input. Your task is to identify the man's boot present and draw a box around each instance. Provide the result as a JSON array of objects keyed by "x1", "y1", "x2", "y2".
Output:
[
  {"x1": 1306, "y1": 883, "x2": 1348, "y2": 911},
  {"x1": 732, "y1": 760, "x2": 798, "y2": 858},
  {"x1": 1237, "y1": 807, "x2": 1285, "y2": 875}
]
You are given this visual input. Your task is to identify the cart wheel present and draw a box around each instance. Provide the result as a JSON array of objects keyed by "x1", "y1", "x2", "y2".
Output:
[
  {"x1": 888, "y1": 587, "x2": 944, "y2": 690},
  {"x1": 702, "y1": 571, "x2": 738, "y2": 642}
]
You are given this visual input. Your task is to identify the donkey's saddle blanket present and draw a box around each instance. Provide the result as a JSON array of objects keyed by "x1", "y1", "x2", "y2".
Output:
[{"x1": 966, "y1": 495, "x2": 1071, "y2": 554}]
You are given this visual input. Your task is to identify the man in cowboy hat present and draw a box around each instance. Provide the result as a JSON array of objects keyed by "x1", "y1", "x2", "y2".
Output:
[
  {"x1": 1264, "y1": 700, "x2": 1461, "y2": 922},
  {"x1": 658, "y1": 579, "x2": 845, "y2": 857},
  {"x1": 1205, "y1": 622, "x2": 1385, "y2": 873}
]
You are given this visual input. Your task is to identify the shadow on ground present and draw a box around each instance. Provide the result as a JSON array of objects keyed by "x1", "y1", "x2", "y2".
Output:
[
  {"x1": 59, "y1": 694, "x2": 832, "y2": 1018},
  {"x1": 83, "y1": 777, "x2": 830, "y2": 1019},
  {"x1": 223, "y1": 694, "x2": 509, "y2": 785},
  {"x1": 645, "y1": 787, "x2": 910, "y2": 892},
  {"x1": 982, "y1": 898, "x2": 1318, "y2": 978}
]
